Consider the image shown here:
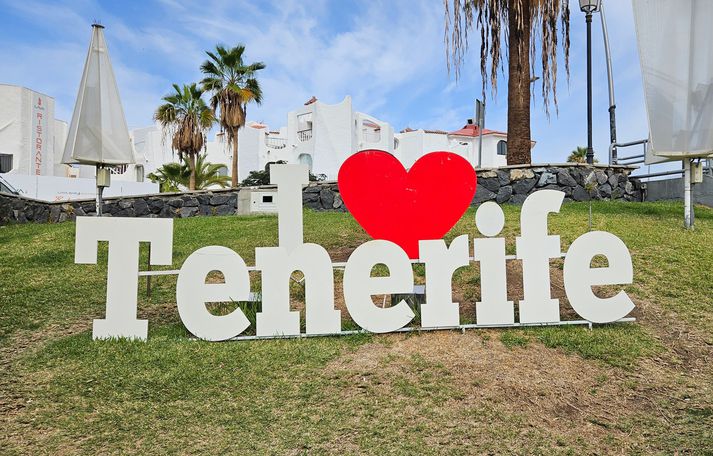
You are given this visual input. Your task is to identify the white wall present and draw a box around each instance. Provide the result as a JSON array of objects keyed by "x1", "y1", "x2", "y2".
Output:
[
  {"x1": 53, "y1": 119, "x2": 69, "y2": 177},
  {"x1": 479, "y1": 134, "x2": 508, "y2": 168},
  {"x1": 1, "y1": 173, "x2": 157, "y2": 202},
  {"x1": 394, "y1": 129, "x2": 507, "y2": 169},
  {"x1": 310, "y1": 97, "x2": 355, "y2": 177}
]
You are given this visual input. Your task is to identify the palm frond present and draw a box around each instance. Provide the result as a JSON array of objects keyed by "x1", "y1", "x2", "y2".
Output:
[
  {"x1": 444, "y1": 0, "x2": 569, "y2": 116},
  {"x1": 199, "y1": 43, "x2": 266, "y2": 144}
]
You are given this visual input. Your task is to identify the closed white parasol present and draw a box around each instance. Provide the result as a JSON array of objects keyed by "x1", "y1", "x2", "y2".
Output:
[{"x1": 62, "y1": 23, "x2": 135, "y2": 215}]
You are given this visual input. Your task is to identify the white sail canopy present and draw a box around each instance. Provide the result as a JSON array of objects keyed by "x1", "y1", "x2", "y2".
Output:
[
  {"x1": 62, "y1": 24, "x2": 135, "y2": 165},
  {"x1": 633, "y1": 0, "x2": 713, "y2": 160}
]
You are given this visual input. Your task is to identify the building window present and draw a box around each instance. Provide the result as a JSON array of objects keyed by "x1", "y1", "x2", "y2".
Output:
[
  {"x1": 217, "y1": 166, "x2": 228, "y2": 177},
  {"x1": 497, "y1": 140, "x2": 508, "y2": 156},
  {"x1": 135, "y1": 165, "x2": 145, "y2": 182},
  {"x1": 298, "y1": 153, "x2": 313, "y2": 171},
  {"x1": 0, "y1": 154, "x2": 12, "y2": 173}
]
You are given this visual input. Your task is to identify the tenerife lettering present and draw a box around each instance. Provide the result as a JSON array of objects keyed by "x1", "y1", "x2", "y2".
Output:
[{"x1": 75, "y1": 160, "x2": 635, "y2": 341}]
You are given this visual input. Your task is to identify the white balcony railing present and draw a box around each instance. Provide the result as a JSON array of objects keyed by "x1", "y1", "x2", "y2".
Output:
[
  {"x1": 297, "y1": 129, "x2": 313, "y2": 142},
  {"x1": 362, "y1": 130, "x2": 381, "y2": 143},
  {"x1": 110, "y1": 164, "x2": 128, "y2": 175},
  {"x1": 265, "y1": 136, "x2": 287, "y2": 149}
]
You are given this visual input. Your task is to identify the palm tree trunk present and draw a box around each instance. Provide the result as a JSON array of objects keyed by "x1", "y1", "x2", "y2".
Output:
[
  {"x1": 231, "y1": 127, "x2": 239, "y2": 187},
  {"x1": 188, "y1": 154, "x2": 197, "y2": 191},
  {"x1": 506, "y1": 0, "x2": 532, "y2": 165}
]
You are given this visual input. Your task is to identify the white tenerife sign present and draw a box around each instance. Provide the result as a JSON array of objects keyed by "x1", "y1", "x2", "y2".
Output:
[{"x1": 75, "y1": 164, "x2": 635, "y2": 342}]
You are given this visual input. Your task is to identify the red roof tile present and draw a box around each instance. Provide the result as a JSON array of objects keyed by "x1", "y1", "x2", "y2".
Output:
[{"x1": 449, "y1": 123, "x2": 506, "y2": 137}]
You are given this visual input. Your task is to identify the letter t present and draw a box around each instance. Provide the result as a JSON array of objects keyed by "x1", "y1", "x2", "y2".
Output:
[{"x1": 75, "y1": 217, "x2": 173, "y2": 340}]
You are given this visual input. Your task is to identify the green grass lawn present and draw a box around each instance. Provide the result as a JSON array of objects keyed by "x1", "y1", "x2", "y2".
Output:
[{"x1": 1, "y1": 201, "x2": 712, "y2": 454}]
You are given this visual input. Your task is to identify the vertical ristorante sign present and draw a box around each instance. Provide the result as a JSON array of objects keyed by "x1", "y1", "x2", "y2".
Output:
[
  {"x1": 75, "y1": 152, "x2": 635, "y2": 341},
  {"x1": 32, "y1": 95, "x2": 45, "y2": 176}
]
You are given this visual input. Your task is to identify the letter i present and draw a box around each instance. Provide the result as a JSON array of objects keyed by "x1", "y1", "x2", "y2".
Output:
[{"x1": 473, "y1": 202, "x2": 514, "y2": 325}]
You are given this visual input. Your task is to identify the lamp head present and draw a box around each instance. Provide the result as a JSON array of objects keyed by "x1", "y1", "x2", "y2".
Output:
[{"x1": 579, "y1": 0, "x2": 601, "y2": 14}]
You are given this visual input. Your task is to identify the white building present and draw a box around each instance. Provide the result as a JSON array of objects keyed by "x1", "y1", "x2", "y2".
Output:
[
  {"x1": 239, "y1": 96, "x2": 511, "y2": 179},
  {"x1": 0, "y1": 84, "x2": 68, "y2": 177},
  {"x1": 1, "y1": 85, "x2": 519, "y2": 198},
  {"x1": 0, "y1": 84, "x2": 156, "y2": 200},
  {"x1": 130, "y1": 95, "x2": 515, "y2": 182},
  {"x1": 397, "y1": 124, "x2": 510, "y2": 170},
  {"x1": 129, "y1": 122, "x2": 237, "y2": 180}
]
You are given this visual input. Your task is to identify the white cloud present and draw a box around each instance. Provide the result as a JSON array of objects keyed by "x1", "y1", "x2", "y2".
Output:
[{"x1": 0, "y1": 0, "x2": 655, "y2": 166}]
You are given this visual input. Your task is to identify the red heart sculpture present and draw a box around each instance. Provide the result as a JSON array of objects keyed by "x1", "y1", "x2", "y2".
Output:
[{"x1": 338, "y1": 150, "x2": 477, "y2": 259}]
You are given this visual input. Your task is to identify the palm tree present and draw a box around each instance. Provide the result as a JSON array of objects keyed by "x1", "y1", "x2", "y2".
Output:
[
  {"x1": 200, "y1": 44, "x2": 265, "y2": 187},
  {"x1": 154, "y1": 83, "x2": 215, "y2": 190},
  {"x1": 191, "y1": 154, "x2": 231, "y2": 189},
  {"x1": 567, "y1": 146, "x2": 597, "y2": 163},
  {"x1": 567, "y1": 146, "x2": 587, "y2": 163},
  {"x1": 147, "y1": 162, "x2": 185, "y2": 192},
  {"x1": 444, "y1": 0, "x2": 571, "y2": 165},
  {"x1": 148, "y1": 154, "x2": 231, "y2": 191}
]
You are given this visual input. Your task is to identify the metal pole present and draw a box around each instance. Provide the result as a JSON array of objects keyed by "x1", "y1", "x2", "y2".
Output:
[
  {"x1": 146, "y1": 244, "x2": 152, "y2": 298},
  {"x1": 586, "y1": 12, "x2": 594, "y2": 165},
  {"x1": 95, "y1": 164, "x2": 103, "y2": 216},
  {"x1": 599, "y1": 3, "x2": 617, "y2": 164},
  {"x1": 684, "y1": 159, "x2": 693, "y2": 229},
  {"x1": 478, "y1": 105, "x2": 484, "y2": 168},
  {"x1": 475, "y1": 99, "x2": 484, "y2": 168}
]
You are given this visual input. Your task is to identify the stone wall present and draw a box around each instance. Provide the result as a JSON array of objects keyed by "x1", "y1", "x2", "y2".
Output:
[
  {"x1": 473, "y1": 163, "x2": 641, "y2": 205},
  {"x1": 0, "y1": 164, "x2": 639, "y2": 225},
  {"x1": 0, "y1": 189, "x2": 242, "y2": 224}
]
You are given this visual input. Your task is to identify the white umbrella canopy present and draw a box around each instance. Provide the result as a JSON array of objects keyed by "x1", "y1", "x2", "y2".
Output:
[
  {"x1": 62, "y1": 24, "x2": 135, "y2": 166},
  {"x1": 633, "y1": 0, "x2": 713, "y2": 160}
]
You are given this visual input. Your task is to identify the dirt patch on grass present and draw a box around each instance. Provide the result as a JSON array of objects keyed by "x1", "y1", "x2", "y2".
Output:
[
  {"x1": 326, "y1": 331, "x2": 639, "y2": 450},
  {"x1": 321, "y1": 292, "x2": 713, "y2": 453},
  {"x1": 633, "y1": 298, "x2": 713, "y2": 374}
]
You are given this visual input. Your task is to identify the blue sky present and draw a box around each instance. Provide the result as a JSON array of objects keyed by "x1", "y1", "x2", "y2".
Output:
[{"x1": 0, "y1": 0, "x2": 650, "y2": 164}]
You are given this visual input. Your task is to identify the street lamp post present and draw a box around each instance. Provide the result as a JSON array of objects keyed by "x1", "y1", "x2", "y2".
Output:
[{"x1": 580, "y1": 0, "x2": 601, "y2": 165}]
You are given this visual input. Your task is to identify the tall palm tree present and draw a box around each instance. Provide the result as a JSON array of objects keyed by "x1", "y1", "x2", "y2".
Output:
[
  {"x1": 445, "y1": 0, "x2": 571, "y2": 165},
  {"x1": 200, "y1": 44, "x2": 265, "y2": 187},
  {"x1": 154, "y1": 83, "x2": 215, "y2": 190}
]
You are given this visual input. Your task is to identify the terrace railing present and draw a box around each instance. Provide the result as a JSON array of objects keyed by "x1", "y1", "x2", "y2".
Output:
[
  {"x1": 297, "y1": 129, "x2": 313, "y2": 142},
  {"x1": 110, "y1": 164, "x2": 128, "y2": 175},
  {"x1": 612, "y1": 139, "x2": 713, "y2": 180},
  {"x1": 265, "y1": 136, "x2": 287, "y2": 149}
]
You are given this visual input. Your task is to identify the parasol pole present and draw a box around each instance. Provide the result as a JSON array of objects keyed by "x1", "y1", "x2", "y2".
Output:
[{"x1": 95, "y1": 164, "x2": 110, "y2": 216}]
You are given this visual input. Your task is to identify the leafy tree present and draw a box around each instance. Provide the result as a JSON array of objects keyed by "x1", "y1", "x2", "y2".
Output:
[
  {"x1": 154, "y1": 83, "x2": 215, "y2": 190},
  {"x1": 445, "y1": 0, "x2": 571, "y2": 165},
  {"x1": 200, "y1": 44, "x2": 265, "y2": 188},
  {"x1": 148, "y1": 154, "x2": 230, "y2": 191},
  {"x1": 241, "y1": 161, "x2": 326, "y2": 187},
  {"x1": 567, "y1": 146, "x2": 597, "y2": 163}
]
